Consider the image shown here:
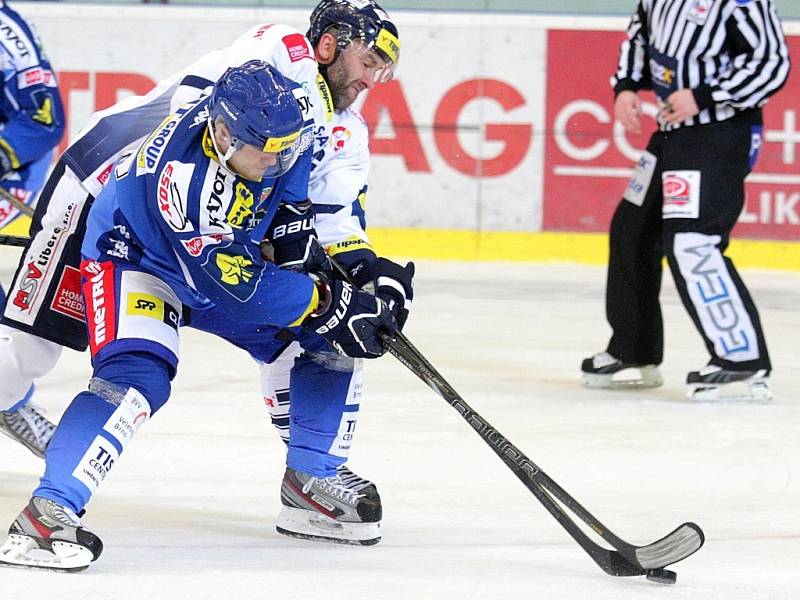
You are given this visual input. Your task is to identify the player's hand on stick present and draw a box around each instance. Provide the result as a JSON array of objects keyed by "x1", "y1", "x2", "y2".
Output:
[
  {"x1": 614, "y1": 91, "x2": 642, "y2": 134},
  {"x1": 304, "y1": 279, "x2": 397, "y2": 358},
  {"x1": 374, "y1": 257, "x2": 414, "y2": 330}
]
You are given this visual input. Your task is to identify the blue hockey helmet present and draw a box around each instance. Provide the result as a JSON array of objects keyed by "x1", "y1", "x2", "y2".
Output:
[
  {"x1": 209, "y1": 60, "x2": 307, "y2": 178},
  {"x1": 308, "y1": 0, "x2": 400, "y2": 82}
]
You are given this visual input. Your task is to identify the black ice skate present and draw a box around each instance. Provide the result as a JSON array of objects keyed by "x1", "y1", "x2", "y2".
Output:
[
  {"x1": 581, "y1": 352, "x2": 663, "y2": 389},
  {"x1": 686, "y1": 365, "x2": 772, "y2": 402},
  {"x1": 276, "y1": 466, "x2": 382, "y2": 546},
  {"x1": 0, "y1": 402, "x2": 56, "y2": 459},
  {"x1": 0, "y1": 497, "x2": 102, "y2": 572}
]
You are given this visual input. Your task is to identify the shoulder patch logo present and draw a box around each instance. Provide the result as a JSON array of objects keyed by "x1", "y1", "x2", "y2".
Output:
[
  {"x1": 283, "y1": 33, "x2": 312, "y2": 62},
  {"x1": 215, "y1": 253, "x2": 254, "y2": 285},
  {"x1": 32, "y1": 92, "x2": 54, "y2": 126}
]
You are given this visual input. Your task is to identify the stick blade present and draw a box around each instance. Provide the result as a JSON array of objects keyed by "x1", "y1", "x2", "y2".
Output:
[
  {"x1": 634, "y1": 522, "x2": 705, "y2": 569},
  {"x1": 598, "y1": 550, "x2": 647, "y2": 577}
]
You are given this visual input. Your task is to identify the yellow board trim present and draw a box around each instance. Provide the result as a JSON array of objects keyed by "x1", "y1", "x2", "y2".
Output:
[
  {"x1": 1, "y1": 220, "x2": 796, "y2": 271},
  {"x1": 1, "y1": 216, "x2": 30, "y2": 236},
  {"x1": 366, "y1": 228, "x2": 800, "y2": 272}
]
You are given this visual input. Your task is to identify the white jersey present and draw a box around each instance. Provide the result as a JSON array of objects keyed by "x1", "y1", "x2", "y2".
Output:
[
  {"x1": 65, "y1": 23, "x2": 333, "y2": 198},
  {"x1": 310, "y1": 108, "x2": 373, "y2": 258}
]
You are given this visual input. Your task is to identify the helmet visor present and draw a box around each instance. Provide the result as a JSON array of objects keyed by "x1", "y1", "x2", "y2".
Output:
[
  {"x1": 260, "y1": 127, "x2": 313, "y2": 178},
  {"x1": 348, "y1": 35, "x2": 399, "y2": 84}
]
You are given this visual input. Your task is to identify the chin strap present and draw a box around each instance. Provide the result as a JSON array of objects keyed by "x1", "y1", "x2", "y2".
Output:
[{"x1": 207, "y1": 117, "x2": 238, "y2": 170}]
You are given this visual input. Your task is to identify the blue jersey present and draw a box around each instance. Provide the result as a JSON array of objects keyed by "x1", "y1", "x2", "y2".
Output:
[
  {"x1": 0, "y1": 1, "x2": 64, "y2": 189},
  {"x1": 83, "y1": 95, "x2": 318, "y2": 329}
]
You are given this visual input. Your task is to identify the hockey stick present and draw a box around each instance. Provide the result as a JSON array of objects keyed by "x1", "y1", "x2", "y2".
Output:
[
  {"x1": 329, "y1": 258, "x2": 703, "y2": 581},
  {"x1": 0, "y1": 187, "x2": 34, "y2": 217},
  {"x1": 0, "y1": 234, "x2": 29, "y2": 247},
  {"x1": 379, "y1": 331, "x2": 703, "y2": 581}
]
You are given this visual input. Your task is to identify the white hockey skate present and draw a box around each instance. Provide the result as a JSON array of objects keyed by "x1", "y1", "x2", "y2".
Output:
[
  {"x1": 686, "y1": 366, "x2": 772, "y2": 402},
  {"x1": 0, "y1": 402, "x2": 56, "y2": 459},
  {"x1": 581, "y1": 352, "x2": 663, "y2": 389},
  {"x1": 277, "y1": 466, "x2": 381, "y2": 546},
  {"x1": 0, "y1": 497, "x2": 102, "y2": 572}
]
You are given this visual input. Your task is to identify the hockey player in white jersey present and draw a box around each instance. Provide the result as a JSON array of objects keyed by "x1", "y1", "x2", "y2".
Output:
[
  {"x1": 260, "y1": 0, "x2": 413, "y2": 545},
  {"x1": 0, "y1": 0, "x2": 411, "y2": 548}
]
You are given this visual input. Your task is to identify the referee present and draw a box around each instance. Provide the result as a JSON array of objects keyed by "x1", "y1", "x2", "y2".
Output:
[{"x1": 581, "y1": 0, "x2": 790, "y2": 401}]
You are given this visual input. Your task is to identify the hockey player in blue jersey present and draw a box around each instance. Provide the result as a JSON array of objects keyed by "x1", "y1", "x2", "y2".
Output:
[
  {"x1": 0, "y1": 60, "x2": 401, "y2": 571},
  {"x1": 0, "y1": 0, "x2": 411, "y2": 548},
  {"x1": 0, "y1": 0, "x2": 64, "y2": 453}
]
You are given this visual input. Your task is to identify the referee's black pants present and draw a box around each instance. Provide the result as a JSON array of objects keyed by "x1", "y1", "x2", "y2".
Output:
[{"x1": 605, "y1": 115, "x2": 771, "y2": 372}]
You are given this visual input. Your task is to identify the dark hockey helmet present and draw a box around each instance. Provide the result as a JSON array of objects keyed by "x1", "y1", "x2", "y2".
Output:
[
  {"x1": 209, "y1": 60, "x2": 306, "y2": 177},
  {"x1": 308, "y1": 0, "x2": 400, "y2": 81}
]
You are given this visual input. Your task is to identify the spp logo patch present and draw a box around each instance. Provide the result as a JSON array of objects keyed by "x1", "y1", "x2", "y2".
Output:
[{"x1": 126, "y1": 292, "x2": 179, "y2": 330}]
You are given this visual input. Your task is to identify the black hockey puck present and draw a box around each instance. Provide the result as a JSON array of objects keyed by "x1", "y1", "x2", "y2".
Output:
[{"x1": 645, "y1": 568, "x2": 677, "y2": 584}]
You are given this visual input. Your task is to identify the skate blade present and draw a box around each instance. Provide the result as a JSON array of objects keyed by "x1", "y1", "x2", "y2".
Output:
[
  {"x1": 581, "y1": 366, "x2": 663, "y2": 390},
  {"x1": 276, "y1": 506, "x2": 381, "y2": 546},
  {"x1": 687, "y1": 381, "x2": 773, "y2": 403},
  {"x1": 0, "y1": 535, "x2": 93, "y2": 572}
]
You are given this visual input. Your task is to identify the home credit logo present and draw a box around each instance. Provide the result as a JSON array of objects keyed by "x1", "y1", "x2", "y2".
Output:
[{"x1": 544, "y1": 30, "x2": 799, "y2": 240}]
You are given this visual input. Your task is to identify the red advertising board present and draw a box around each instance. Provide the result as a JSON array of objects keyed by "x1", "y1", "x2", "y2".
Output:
[{"x1": 544, "y1": 29, "x2": 800, "y2": 240}]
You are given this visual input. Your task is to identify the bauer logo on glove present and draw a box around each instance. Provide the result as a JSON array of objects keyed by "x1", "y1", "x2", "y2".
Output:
[{"x1": 304, "y1": 279, "x2": 397, "y2": 359}]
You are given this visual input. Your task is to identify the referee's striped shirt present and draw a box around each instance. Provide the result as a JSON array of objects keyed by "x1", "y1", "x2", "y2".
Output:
[{"x1": 611, "y1": 0, "x2": 790, "y2": 130}]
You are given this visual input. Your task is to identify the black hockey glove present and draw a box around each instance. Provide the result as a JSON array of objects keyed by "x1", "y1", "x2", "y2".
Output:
[
  {"x1": 263, "y1": 200, "x2": 332, "y2": 276},
  {"x1": 374, "y1": 257, "x2": 415, "y2": 330},
  {"x1": 304, "y1": 279, "x2": 397, "y2": 358},
  {"x1": 333, "y1": 247, "x2": 379, "y2": 292}
]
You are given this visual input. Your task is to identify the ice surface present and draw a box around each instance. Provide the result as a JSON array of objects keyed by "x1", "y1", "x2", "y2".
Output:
[{"x1": 1, "y1": 253, "x2": 798, "y2": 598}]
